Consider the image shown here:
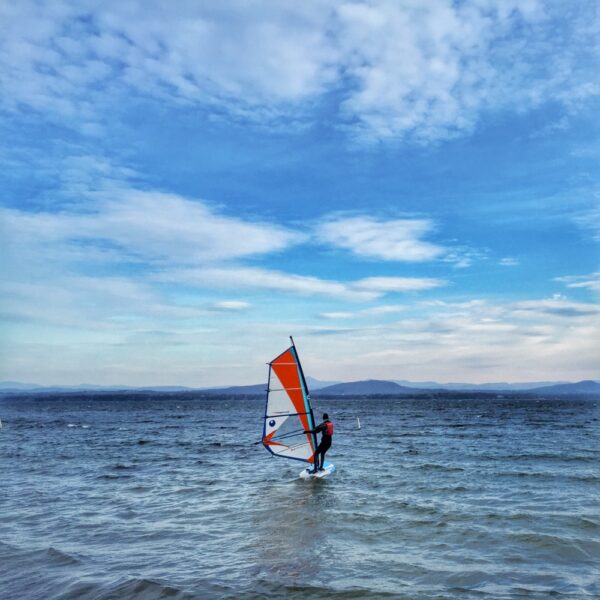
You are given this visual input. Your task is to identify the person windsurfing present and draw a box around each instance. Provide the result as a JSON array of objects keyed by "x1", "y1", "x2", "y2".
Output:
[{"x1": 305, "y1": 413, "x2": 333, "y2": 474}]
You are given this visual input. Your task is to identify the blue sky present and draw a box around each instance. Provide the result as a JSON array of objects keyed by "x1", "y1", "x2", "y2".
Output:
[{"x1": 1, "y1": 1, "x2": 599, "y2": 386}]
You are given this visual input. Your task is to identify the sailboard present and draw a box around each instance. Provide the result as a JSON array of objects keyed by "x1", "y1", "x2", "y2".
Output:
[
  {"x1": 261, "y1": 337, "x2": 334, "y2": 479},
  {"x1": 299, "y1": 461, "x2": 336, "y2": 479}
]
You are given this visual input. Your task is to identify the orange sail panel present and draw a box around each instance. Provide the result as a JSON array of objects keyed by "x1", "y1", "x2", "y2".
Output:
[{"x1": 262, "y1": 344, "x2": 317, "y2": 463}]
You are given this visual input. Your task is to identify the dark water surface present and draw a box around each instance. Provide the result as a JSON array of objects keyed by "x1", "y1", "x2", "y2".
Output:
[{"x1": 1, "y1": 394, "x2": 599, "y2": 599}]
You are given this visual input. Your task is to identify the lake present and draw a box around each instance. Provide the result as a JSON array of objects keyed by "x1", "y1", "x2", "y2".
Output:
[{"x1": 1, "y1": 394, "x2": 599, "y2": 599}]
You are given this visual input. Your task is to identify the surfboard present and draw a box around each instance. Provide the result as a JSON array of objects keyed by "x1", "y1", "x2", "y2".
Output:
[
  {"x1": 261, "y1": 337, "x2": 334, "y2": 479},
  {"x1": 299, "y1": 461, "x2": 336, "y2": 480}
]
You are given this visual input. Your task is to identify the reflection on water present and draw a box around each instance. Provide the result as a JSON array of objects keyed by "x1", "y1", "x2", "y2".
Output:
[{"x1": 249, "y1": 477, "x2": 335, "y2": 581}]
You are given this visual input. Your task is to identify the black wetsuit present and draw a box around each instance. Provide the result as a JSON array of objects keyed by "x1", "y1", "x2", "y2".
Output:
[{"x1": 310, "y1": 420, "x2": 333, "y2": 470}]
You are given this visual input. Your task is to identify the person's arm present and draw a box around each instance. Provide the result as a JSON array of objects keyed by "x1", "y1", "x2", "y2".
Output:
[{"x1": 305, "y1": 422, "x2": 325, "y2": 434}]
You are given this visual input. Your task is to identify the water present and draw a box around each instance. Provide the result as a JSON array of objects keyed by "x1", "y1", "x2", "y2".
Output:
[{"x1": 1, "y1": 393, "x2": 599, "y2": 599}]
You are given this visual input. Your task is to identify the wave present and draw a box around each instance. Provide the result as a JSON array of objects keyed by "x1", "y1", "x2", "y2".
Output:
[
  {"x1": 0, "y1": 543, "x2": 81, "y2": 569},
  {"x1": 490, "y1": 452, "x2": 599, "y2": 463},
  {"x1": 497, "y1": 469, "x2": 600, "y2": 483},
  {"x1": 574, "y1": 516, "x2": 600, "y2": 531},
  {"x1": 90, "y1": 577, "x2": 195, "y2": 599},
  {"x1": 96, "y1": 473, "x2": 134, "y2": 480},
  {"x1": 510, "y1": 532, "x2": 600, "y2": 561},
  {"x1": 410, "y1": 463, "x2": 465, "y2": 473},
  {"x1": 240, "y1": 580, "x2": 404, "y2": 600}
]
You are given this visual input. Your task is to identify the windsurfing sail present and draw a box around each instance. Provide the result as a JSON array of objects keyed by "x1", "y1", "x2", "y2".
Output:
[{"x1": 262, "y1": 337, "x2": 317, "y2": 463}]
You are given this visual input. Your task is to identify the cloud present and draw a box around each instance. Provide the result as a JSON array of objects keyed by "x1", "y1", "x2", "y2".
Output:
[
  {"x1": 320, "y1": 304, "x2": 405, "y2": 320},
  {"x1": 306, "y1": 296, "x2": 600, "y2": 383},
  {"x1": 319, "y1": 312, "x2": 355, "y2": 320},
  {"x1": 499, "y1": 257, "x2": 519, "y2": 266},
  {"x1": 334, "y1": 1, "x2": 599, "y2": 142},
  {"x1": 0, "y1": 2, "x2": 336, "y2": 125},
  {"x1": 555, "y1": 272, "x2": 600, "y2": 293},
  {"x1": 158, "y1": 267, "x2": 446, "y2": 301},
  {"x1": 209, "y1": 300, "x2": 251, "y2": 312},
  {"x1": 316, "y1": 215, "x2": 445, "y2": 261},
  {"x1": 573, "y1": 203, "x2": 600, "y2": 242},
  {"x1": 441, "y1": 246, "x2": 489, "y2": 268},
  {"x1": 1, "y1": 1, "x2": 598, "y2": 142},
  {"x1": 364, "y1": 305, "x2": 405, "y2": 316},
  {"x1": 316, "y1": 214, "x2": 485, "y2": 267},
  {"x1": 511, "y1": 297, "x2": 600, "y2": 318},
  {"x1": 0, "y1": 276, "x2": 202, "y2": 328},
  {"x1": 353, "y1": 277, "x2": 446, "y2": 292},
  {"x1": 156, "y1": 266, "x2": 379, "y2": 302},
  {"x1": 1, "y1": 189, "x2": 302, "y2": 267}
]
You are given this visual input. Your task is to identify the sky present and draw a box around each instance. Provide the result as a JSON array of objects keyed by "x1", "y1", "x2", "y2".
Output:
[{"x1": 1, "y1": 0, "x2": 599, "y2": 387}]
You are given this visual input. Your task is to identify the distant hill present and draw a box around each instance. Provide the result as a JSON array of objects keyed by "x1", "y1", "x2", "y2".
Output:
[
  {"x1": 0, "y1": 381, "x2": 44, "y2": 391},
  {"x1": 393, "y1": 380, "x2": 571, "y2": 391},
  {"x1": 205, "y1": 383, "x2": 266, "y2": 395},
  {"x1": 2, "y1": 378, "x2": 598, "y2": 397},
  {"x1": 0, "y1": 378, "x2": 337, "y2": 395},
  {"x1": 305, "y1": 376, "x2": 340, "y2": 389},
  {"x1": 317, "y1": 379, "x2": 415, "y2": 395},
  {"x1": 0, "y1": 383, "x2": 193, "y2": 393},
  {"x1": 207, "y1": 377, "x2": 342, "y2": 395},
  {"x1": 528, "y1": 380, "x2": 600, "y2": 395}
]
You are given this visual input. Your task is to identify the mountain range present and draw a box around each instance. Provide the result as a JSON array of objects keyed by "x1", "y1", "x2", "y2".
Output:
[
  {"x1": 1, "y1": 379, "x2": 599, "y2": 396},
  {"x1": 312, "y1": 379, "x2": 600, "y2": 396}
]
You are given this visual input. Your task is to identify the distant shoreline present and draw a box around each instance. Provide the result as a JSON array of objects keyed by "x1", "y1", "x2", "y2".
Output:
[{"x1": 1, "y1": 389, "x2": 599, "y2": 401}]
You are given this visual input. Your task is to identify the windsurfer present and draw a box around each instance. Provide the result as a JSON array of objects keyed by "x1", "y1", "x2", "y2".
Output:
[{"x1": 305, "y1": 413, "x2": 333, "y2": 473}]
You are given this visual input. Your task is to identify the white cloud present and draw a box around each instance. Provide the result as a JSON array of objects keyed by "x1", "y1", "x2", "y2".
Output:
[
  {"x1": 156, "y1": 266, "x2": 379, "y2": 302},
  {"x1": 316, "y1": 214, "x2": 485, "y2": 267},
  {"x1": 1, "y1": 189, "x2": 302, "y2": 267},
  {"x1": 364, "y1": 305, "x2": 405, "y2": 316},
  {"x1": 573, "y1": 203, "x2": 600, "y2": 242},
  {"x1": 555, "y1": 272, "x2": 600, "y2": 293},
  {"x1": 499, "y1": 257, "x2": 519, "y2": 266},
  {"x1": 317, "y1": 216, "x2": 445, "y2": 261},
  {"x1": 1, "y1": 1, "x2": 597, "y2": 142},
  {"x1": 3, "y1": 286, "x2": 598, "y2": 385},
  {"x1": 306, "y1": 296, "x2": 600, "y2": 383},
  {"x1": 320, "y1": 311, "x2": 355, "y2": 320},
  {"x1": 354, "y1": 277, "x2": 446, "y2": 292},
  {"x1": 441, "y1": 246, "x2": 489, "y2": 268},
  {"x1": 158, "y1": 267, "x2": 446, "y2": 301},
  {"x1": 0, "y1": 276, "x2": 202, "y2": 328},
  {"x1": 0, "y1": 1, "x2": 336, "y2": 124},
  {"x1": 210, "y1": 300, "x2": 251, "y2": 312},
  {"x1": 320, "y1": 304, "x2": 405, "y2": 319}
]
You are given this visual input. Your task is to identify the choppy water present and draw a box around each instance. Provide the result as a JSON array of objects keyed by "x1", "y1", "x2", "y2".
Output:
[{"x1": 1, "y1": 393, "x2": 599, "y2": 599}]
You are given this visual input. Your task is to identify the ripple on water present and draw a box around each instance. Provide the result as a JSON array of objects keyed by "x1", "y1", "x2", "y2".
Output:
[{"x1": 1, "y1": 394, "x2": 599, "y2": 599}]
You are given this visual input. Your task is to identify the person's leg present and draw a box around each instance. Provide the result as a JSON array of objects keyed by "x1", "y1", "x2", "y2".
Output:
[
  {"x1": 319, "y1": 440, "x2": 331, "y2": 470},
  {"x1": 310, "y1": 444, "x2": 322, "y2": 473}
]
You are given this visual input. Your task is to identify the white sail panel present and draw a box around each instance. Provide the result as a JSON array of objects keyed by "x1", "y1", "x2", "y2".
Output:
[
  {"x1": 265, "y1": 386, "x2": 296, "y2": 416},
  {"x1": 266, "y1": 439, "x2": 314, "y2": 461}
]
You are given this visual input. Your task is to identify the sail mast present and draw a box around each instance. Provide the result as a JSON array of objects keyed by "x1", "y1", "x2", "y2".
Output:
[{"x1": 289, "y1": 336, "x2": 317, "y2": 447}]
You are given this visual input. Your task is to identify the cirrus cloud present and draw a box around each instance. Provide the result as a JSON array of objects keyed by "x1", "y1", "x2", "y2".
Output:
[
  {"x1": 154, "y1": 266, "x2": 378, "y2": 302},
  {"x1": 156, "y1": 267, "x2": 445, "y2": 302},
  {"x1": 353, "y1": 276, "x2": 446, "y2": 292},
  {"x1": 555, "y1": 272, "x2": 600, "y2": 293},
  {"x1": 1, "y1": 189, "x2": 303, "y2": 268},
  {"x1": 1, "y1": 1, "x2": 598, "y2": 142}
]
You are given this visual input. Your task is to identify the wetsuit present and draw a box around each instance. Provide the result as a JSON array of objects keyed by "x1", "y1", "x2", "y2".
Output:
[{"x1": 308, "y1": 419, "x2": 333, "y2": 471}]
